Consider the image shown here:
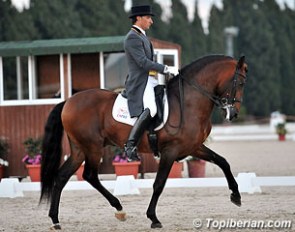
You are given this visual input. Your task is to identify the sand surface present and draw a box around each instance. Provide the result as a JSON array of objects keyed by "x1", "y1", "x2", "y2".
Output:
[{"x1": 0, "y1": 141, "x2": 294, "y2": 231}]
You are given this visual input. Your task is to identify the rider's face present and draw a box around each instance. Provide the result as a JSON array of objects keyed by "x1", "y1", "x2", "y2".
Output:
[{"x1": 136, "y1": 15, "x2": 153, "y2": 30}]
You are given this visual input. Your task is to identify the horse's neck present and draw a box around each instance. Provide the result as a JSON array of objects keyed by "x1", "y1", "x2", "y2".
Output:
[
  {"x1": 199, "y1": 61, "x2": 236, "y2": 96},
  {"x1": 182, "y1": 62, "x2": 228, "y2": 118}
]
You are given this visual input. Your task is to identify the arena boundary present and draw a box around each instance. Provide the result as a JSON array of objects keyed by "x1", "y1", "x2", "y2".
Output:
[{"x1": 1, "y1": 173, "x2": 295, "y2": 198}]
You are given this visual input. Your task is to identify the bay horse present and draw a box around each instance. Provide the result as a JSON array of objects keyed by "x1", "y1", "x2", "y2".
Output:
[{"x1": 40, "y1": 55, "x2": 248, "y2": 229}]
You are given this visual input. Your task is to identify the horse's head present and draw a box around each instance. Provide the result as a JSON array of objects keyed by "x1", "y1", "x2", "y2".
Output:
[
  {"x1": 169, "y1": 55, "x2": 247, "y2": 122},
  {"x1": 217, "y1": 55, "x2": 248, "y2": 121}
]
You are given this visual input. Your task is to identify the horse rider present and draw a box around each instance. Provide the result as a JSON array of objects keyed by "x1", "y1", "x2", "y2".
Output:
[{"x1": 124, "y1": 5, "x2": 179, "y2": 162}]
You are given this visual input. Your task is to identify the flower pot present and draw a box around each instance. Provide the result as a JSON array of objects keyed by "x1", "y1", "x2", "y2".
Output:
[
  {"x1": 112, "y1": 161, "x2": 141, "y2": 179},
  {"x1": 187, "y1": 160, "x2": 206, "y2": 178},
  {"x1": 0, "y1": 165, "x2": 4, "y2": 180},
  {"x1": 168, "y1": 162, "x2": 183, "y2": 178},
  {"x1": 76, "y1": 165, "x2": 84, "y2": 181},
  {"x1": 26, "y1": 164, "x2": 41, "y2": 182},
  {"x1": 278, "y1": 134, "x2": 286, "y2": 141}
]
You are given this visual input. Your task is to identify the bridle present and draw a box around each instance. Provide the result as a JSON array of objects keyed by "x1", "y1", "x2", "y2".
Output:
[
  {"x1": 166, "y1": 62, "x2": 246, "y2": 134},
  {"x1": 182, "y1": 65, "x2": 246, "y2": 106},
  {"x1": 180, "y1": 63, "x2": 246, "y2": 121}
]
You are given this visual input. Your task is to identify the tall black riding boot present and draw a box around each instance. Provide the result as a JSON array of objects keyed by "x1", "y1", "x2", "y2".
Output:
[{"x1": 124, "y1": 108, "x2": 151, "y2": 162}]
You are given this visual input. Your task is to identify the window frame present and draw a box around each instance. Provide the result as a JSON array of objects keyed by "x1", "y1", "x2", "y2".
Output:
[
  {"x1": 154, "y1": 49, "x2": 179, "y2": 68},
  {"x1": 0, "y1": 54, "x2": 65, "y2": 106}
]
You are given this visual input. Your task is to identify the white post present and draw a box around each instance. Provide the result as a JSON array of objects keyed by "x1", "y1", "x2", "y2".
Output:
[
  {"x1": 99, "y1": 52, "x2": 105, "y2": 89},
  {"x1": 16, "y1": 56, "x2": 23, "y2": 100},
  {"x1": 224, "y1": 26, "x2": 239, "y2": 57},
  {"x1": 59, "y1": 54, "x2": 65, "y2": 100}
]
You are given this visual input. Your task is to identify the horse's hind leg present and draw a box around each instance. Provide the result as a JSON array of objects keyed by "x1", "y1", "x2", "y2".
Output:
[
  {"x1": 48, "y1": 152, "x2": 83, "y2": 230},
  {"x1": 197, "y1": 144, "x2": 241, "y2": 206},
  {"x1": 82, "y1": 150, "x2": 126, "y2": 221}
]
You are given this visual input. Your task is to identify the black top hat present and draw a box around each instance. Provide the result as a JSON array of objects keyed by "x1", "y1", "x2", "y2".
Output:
[{"x1": 129, "y1": 5, "x2": 155, "y2": 18}]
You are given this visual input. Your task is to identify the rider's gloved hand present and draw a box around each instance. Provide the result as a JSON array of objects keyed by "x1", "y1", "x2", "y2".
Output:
[{"x1": 164, "y1": 65, "x2": 179, "y2": 76}]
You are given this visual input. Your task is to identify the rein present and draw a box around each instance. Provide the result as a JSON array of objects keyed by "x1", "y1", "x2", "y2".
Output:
[{"x1": 164, "y1": 74, "x2": 184, "y2": 136}]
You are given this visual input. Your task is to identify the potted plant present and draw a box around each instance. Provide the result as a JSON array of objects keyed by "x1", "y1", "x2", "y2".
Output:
[
  {"x1": 64, "y1": 154, "x2": 85, "y2": 181},
  {"x1": 276, "y1": 123, "x2": 287, "y2": 141},
  {"x1": 0, "y1": 137, "x2": 9, "y2": 180},
  {"x1": 112, "y1": 146, "x2": 141, "y2": 179},
  {"x1": 76, "y1": 163, "x2": 85, "y2": 181},
  {"x1": 186, "y1": 156, "x2": 206, "y2": 178},
  {"x1": 22, "y1": 137, "x2": 42, "y2": 182},
  {"x1": 168, "y1": 161, "x2": 183, "y2": 178}
]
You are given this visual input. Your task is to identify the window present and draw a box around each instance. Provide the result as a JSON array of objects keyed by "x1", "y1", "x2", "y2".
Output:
[
  {"x1": 35, "y1": 55, "x2": 61, "y2": 99},
  {"x1": 104, "y1": 52, "x2": 128, "y2": 92},
  {"x1": 154, "y1": 49, "x2": 179, "y2": 81},
  {"x1": 0, "y1": 55, "x2": 64, "y2": 105},
  {"x1": 2, "y1": 56, "x2": 29, "y2": 100},
  {"x1": 154, "y1": 49, "x2": 179, "y2": 68},
  {"x1": 102, "y1": 49, "x2": 178, "y2": 92}
]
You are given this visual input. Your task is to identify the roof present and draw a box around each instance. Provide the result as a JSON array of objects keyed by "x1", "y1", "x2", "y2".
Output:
[{"x1": 0, "y1": 36, "x2": 125, "y2": 57}]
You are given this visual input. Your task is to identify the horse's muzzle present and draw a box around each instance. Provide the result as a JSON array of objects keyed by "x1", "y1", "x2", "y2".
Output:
[{"x1": 223, "y1": 105, "x2": 238, "y2": 121}]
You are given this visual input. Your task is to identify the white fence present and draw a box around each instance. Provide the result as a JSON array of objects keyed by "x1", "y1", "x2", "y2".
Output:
[
  {"x1": 1, "y1": 173, "x2": 295, "y2": 198},
  {"x1": 210, "y1": 122, "x2": 295, "y2": 141}
]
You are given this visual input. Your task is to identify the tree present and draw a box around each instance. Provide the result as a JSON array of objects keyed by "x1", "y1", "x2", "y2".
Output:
[
  {"x1": 0, "y1": 0, "x2": 38, "y2": 41},
  {"x1": 76, "y1": 0, "x2": 129, "y2": 37},
  {"x1": 280, "y1": 7, "x2": 295, "y2": 115},
  {"x1": 30, "y1": 0, "x2": 84, "y2": 39},
  {"x1": 265, "y1": 2, "x2": 295, "y2": 115},
  {"x1": 168, "y1": 0, "x2": 192, "y2": 66},
  {"x1": 207, "y1": 5, "x2": 225, "y2": 54},
  {"x1": 190, "y1": 1, "x2": 207, "y2": 60},
  {"x1": 236, "y1": 0, "x2": 280, "y2": 116}
]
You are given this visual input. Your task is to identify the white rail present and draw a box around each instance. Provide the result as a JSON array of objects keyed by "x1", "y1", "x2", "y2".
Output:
[{"x1": 1, "y1": 173, "x2": 295, "y2": 198}]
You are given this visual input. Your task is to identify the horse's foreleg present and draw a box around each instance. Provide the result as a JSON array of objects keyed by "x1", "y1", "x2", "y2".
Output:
[
  {"x1": 49, "y1": 157, "x2": 83, "y2": 230},
  {"x1": 198, "y1": 144, "x2": 241, "y2": 206},
  {"x1": 83, "y1": 159, "x2": 125, "y2": 221},
  {"x1": 146, "y1": 156, "x2": 174, "y2": 228}
]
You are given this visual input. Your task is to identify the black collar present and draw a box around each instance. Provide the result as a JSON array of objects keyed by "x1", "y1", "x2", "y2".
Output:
[{"x1": 131, "y1": 26, "x2": 142, "y2": 34}]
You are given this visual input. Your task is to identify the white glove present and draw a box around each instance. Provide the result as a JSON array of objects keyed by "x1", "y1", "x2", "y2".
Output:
[{"x1": 164, "y1": 65, "x2": 179, "y2": 76}]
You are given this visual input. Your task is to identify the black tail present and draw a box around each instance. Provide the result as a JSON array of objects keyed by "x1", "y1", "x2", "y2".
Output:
[{"x1": 40, "y1": 101, "x2": 66, "y2": 203}]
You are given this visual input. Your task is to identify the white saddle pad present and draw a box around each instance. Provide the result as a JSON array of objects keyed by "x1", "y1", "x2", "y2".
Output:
[{"x1": 112, "y1": 92, "x2": 169, "y2": 131}]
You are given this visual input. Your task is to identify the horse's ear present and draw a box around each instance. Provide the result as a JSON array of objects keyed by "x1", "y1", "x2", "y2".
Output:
[{"x1": 237, "y1": 55, "x2": 245, "y2": 69}]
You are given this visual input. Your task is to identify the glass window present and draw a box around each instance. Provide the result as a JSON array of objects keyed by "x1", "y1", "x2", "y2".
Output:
[
  {"x1": 104, "y1": 52, "x2": 128, "y2": 92},
  {"x1": 34, "y1": 55, "x2": 60, "y2": 99},
  {"x1": 2, "y1": 56, "x2": 29, "y2": 100},
  {"x1": 163, "y1": 54, "x2": 175, "y2": 66},
  {"x1": 154, "y1": 49, "x2": 178, "y2": 68},
  {"x1": 0, "y1": 55, "x2": 62, "y2": 105}
]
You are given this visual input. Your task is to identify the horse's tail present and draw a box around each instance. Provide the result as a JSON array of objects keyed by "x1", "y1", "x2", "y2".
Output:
[{"x1": 40, "y1": 101, "x2": 66, "y2": 203}]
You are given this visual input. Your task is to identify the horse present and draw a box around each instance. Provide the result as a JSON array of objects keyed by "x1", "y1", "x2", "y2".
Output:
[{"x1": 40, "y1": 54, "x2": 248, "y2": 230}]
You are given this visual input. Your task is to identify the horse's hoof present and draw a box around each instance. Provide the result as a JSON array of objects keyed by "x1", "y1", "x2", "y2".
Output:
[
  {"x1": 230, "y1": 193, "x2": 241, "y2": 207},
  {"x1": 151, "y1": 222, "x2": 162, "y2": 228},
  {"x1": 50, "y1": 223, "x2": 62, "y2": 230},
  {"x1": 115, "y1": 210, "x2": 127, "y2": 221}
]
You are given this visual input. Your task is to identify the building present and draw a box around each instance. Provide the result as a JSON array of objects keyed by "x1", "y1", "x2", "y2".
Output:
[{"x1": 0, "y1": 36, "x2": 181, "y2": 177}]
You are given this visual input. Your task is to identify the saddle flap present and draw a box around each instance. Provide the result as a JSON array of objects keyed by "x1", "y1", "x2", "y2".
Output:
[{"x1": 112, "y1": 92, "x2": 169, "y2": 131}]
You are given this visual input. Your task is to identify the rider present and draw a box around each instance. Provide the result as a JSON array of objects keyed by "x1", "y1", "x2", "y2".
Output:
[{"x1": 124, "y1": 5, "x2": 179, "y2": 162}]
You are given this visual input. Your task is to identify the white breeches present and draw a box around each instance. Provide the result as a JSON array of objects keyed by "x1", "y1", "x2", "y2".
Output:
[{"x1": 143, "y1": 76, "x2": 158, "y2": 117}]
